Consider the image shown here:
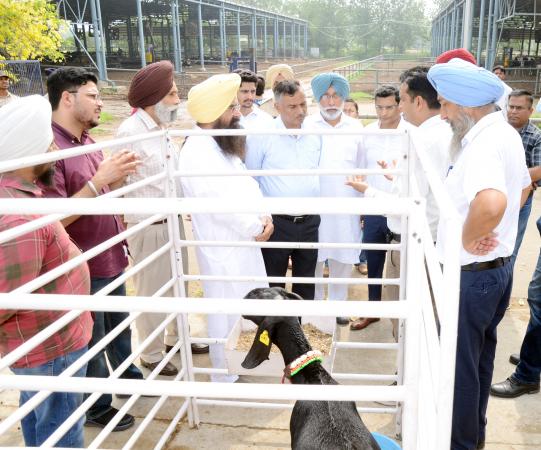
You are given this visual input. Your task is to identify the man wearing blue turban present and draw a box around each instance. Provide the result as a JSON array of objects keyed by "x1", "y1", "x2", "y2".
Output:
[
  {"x1": 428, "y1": 58, "x2": 532, "y2": 450},
  {"x1": 305, "y1": 73, "x2": 364, "y2": 325}
]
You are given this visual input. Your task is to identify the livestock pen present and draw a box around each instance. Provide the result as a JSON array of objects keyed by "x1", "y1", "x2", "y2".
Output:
[{"x1": 0, "y1": 126, "x2": 461, "y2": 449}]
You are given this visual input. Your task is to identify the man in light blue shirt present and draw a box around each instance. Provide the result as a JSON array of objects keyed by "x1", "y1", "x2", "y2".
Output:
[{"x1": 245, "y1": 80, "x2": 321, "y2": 300}]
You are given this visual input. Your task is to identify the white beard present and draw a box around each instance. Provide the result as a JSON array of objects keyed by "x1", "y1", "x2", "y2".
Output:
[
  {"x1": 155, "y1": 101, "x2": 179, "y2": 124},
  {"x1": 319, "y1": 105, "x2": 343, "y2": 121}
]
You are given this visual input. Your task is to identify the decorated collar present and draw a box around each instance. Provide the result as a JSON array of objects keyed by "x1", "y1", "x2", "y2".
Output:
[{"x1": 282, "y1": 350, "x2": 323, "y2": 383}]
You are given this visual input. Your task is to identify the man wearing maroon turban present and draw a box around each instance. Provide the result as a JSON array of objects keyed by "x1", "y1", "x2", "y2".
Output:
[{"x1": 114, "y1": 61, "x2": 209, "y2": 377}]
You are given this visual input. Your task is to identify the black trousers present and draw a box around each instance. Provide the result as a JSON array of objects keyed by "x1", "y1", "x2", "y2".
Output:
[{"x1": 262, "y1": 215, "x2": 320, "y2": 300}]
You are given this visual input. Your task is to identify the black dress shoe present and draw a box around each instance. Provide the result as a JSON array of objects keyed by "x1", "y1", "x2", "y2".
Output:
[
  {"x1": 336, "y1": 317, "x2": 350, "y2": 325},
  {"x1": 165, "y1": 343, "x2": 210, "y2": 354},
  {"x1": 85, "y1": 407, "x2": 135, "y2": 431},
  {"x1": 490, "y1": 376, "x2": 540, "y2": 398},
  {"x1": 509, "y1": 353, "x2": 520, "y2": 365},
  {"x1": 140, "y1": 359, "x2": 178, "y2": 376}
]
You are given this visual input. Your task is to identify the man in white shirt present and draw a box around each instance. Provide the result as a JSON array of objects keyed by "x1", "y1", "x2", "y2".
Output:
[
  {"x1": 492, "y1": 65, "x2": 513, "y2": 115},
  {"x1": 305, "y1": 73, "x2": 364, "y2": 325},
  {"x1": 428, "y1": 58, "x2": 531, "y2": 450},
  {"x1": 116, "y1": 61, "x2": 208, "y2": 377},
  {"x1": 350, "y1": 85, "x2": 406, "y2": 331},
  {"x1": 246, "y1": 80, "x2": 322, "y2": 301},
  {"x1": 233, "y1": 69, "x2": 273, "y2": 130},
  {"x1": 180, "y1": 73, "x2": 273, "y2": 382},
  {"x1": 347, "y1": 67, "x2": 452, "y2": 337}
]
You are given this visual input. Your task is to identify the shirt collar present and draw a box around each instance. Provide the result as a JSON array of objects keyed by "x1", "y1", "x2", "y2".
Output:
[
  {"x1": 0, "y1": 173, "x2": 42, "y2": 197},
  {"x1": 52, "y1": 121, "x2": 91, "y2": 145},
  {"x1": 461, "y1": 111, "x2": 504, "y2": 148},
  {"x1": 518, "y1": 120, "x2": 535, "y2": 134},
  {"x1": 419, "y1": 114, "x2": 443, "y2": 129},
  {"x1": 135, "y1": 108, "x2": 161, "y2": 131}
]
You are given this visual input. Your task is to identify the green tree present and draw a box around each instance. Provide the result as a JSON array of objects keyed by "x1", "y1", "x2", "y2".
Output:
[{"x1": 0, "y1": 0, "x2": 64, "y2": 61}]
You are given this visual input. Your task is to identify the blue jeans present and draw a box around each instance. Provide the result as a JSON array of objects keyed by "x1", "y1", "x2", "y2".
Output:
[
  {"x1": 451, "y1": 262, "x2": 513, "y2": 450},
  {"x1": 86, "y1": 275, "x2": 142, "y2": 419},
  {"x1": 358, "y1": 227, "x2": 367, "y2": 264},
  {"x1": 513, "y1": 241, "x2": 541, "y2": 385},
  {"x1": 11, "y1": 346, "x2": 88, "y2": 447},
  {"x1": 511, "y1": 193, "x2": 533, "y2": 265},
  {"x1": 362, "y1": 215, "x2": 390, "y2": 300}
]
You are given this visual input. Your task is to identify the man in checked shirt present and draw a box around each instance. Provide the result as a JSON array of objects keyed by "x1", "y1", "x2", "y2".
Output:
[{"x1": 0, "y1": 95, "x2": 93, "y2": 447}]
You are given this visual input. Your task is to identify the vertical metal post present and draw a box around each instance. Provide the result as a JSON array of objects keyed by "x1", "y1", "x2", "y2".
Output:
[
  {"x1": 95, "y1": 0, "x2": 108, "y2": 77},
  {"x1": 198, "y1": 2, "x2": 205, "y2": 70},
  {"x1": 136, "y1": 0, "x2": 146, "y2": 68},
  {"x1": 462, "y1": 0, "x2": 473, "y2": 50},
  {"x1": 489, "y1": 0, "x2": 499, "y2": 68},
  {"x1": 450, "y1": 4, "x2": 457, "y2": 50},
  {"x1": 252, "y1": 14, "x2": 257, "y2": 57},
  {"x1": 274, "y1": 17, "x2": 279, "y2": 58},
  {"x1": 161, "y1": 131, "x2": 200, "y2": 427},
  {"x1": 90, "y1": 0, "x2": 107, "y2": 80},
  {"x1": 304, "y1": 24, "x2": 308, "y2": 57},
  {"x1": 283, "y1": 20, "x2": 286, "y2": 57},
  {"x1": 291, "y1": 21, "x2": 295, "y2": 58},
  {"x1": 237, "y1": 11, "x2": 241, "y2": 55},
  {"x1": 171, "y1": 0, "x2": 181, "y2": 71},
  {"x1": 263, "y1": 17, "x2": 268, "y2": 61},
  {"x1": 219, "y1": 5, "x2": 225, "y2": 65},
  {"x1": 477, "y1": 0, "x2": 486, "y2": 64},
  {"x1": 485, "y1": 0, "x2": 495, "y2": 68}
]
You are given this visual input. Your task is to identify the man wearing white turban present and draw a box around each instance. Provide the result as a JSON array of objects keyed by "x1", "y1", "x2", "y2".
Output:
[
  {"x1": 0, "y1": 95, "x2": 93, "y2": 447},
  {"x1": 428, "y1": 58, "x2": 532, "y2": 450},
  {"x1": 180, "y1": 73, "x2": 273, "y2": 383},
  {"x1": 304, "y1": 73, "x2": 364, "y2": 325}
]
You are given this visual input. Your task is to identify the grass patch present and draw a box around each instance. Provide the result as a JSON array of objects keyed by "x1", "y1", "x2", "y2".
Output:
[
  {"x1": 350, "y1": 91, "x2": 373, "y2": 101},
  {"x1": 99, "y1": 111, "x2": 115, "y2": 124}
]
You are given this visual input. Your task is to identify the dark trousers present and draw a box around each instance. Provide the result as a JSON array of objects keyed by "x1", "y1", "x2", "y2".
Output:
[
  {"x1": 262, "y1": 215, "x2": 320, "y2": 300},
  {"x1": 451, "y1": 262, "x2": 513, "y2": 450},
  {"x1": 86, "y1": 274, "x2": 143, "y2": 420},
  {"x1": 514, "y1": 243, "x2": 541, "y2": 385},
  {"x1": 362, "y1": 215, "x2": 390, "y2": 301}
]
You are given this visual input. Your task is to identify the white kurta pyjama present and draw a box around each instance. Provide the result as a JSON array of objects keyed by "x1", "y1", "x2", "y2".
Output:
[
  {"x1": 179, "y1": 132, "x2": 268, "y2": 382},
  {"x1": 304, "y1": 112, "x2": 365, "y2": 301}
]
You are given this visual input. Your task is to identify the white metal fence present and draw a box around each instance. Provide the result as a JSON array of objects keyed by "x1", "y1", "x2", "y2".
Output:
[{"x1": 0, "y1": 126, "x2": 461, "y2": 449}]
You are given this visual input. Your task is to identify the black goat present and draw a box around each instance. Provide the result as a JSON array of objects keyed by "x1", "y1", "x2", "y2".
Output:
[{"x1": 242, "y1": 287, "x2": 381, "y2": 450}]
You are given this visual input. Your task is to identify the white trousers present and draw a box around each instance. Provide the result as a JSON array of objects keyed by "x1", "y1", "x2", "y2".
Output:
[
  {"x1": 314, "y1": 259, "x2": 353, "y2": 301},
  {"x1": 128, "y1": 222, "x2": 188, "y2": 364},
  {"x1": 208, "y1": 313, "x2": 239, "y2": 383}
]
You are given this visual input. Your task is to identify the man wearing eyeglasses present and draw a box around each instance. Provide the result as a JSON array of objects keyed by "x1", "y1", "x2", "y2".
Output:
[
  {"x1": 503, "y1": 90, "x2": 541, "y2": 265},
  {"x1": 350, "y1": 85, "x2": 410, "y2": 331},
  {"x1": 43, "y1": 67, "x2": 141, "y2": 432}
]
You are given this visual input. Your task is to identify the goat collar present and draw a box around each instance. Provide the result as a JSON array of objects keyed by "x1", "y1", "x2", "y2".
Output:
[{"x1": 282, "y1": 350, "x2": 323, "y2": 383}]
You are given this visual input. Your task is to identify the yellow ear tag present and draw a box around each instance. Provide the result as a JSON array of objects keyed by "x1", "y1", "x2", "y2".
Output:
[{"x1": 259, "y1": 330, "x2": 270, "y2": 346}]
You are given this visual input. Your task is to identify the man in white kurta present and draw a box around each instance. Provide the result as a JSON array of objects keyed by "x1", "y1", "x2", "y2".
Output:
[
  {"x1": 180, "y1": 73, "x2": 273, "y2": 383},
  {"x1": 305, "y1": 73, "x2": 365, "y2": 325}
]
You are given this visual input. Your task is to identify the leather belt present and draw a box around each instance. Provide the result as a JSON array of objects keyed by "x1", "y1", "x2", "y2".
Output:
[
  {"x1": 389, "y1": 232, "x2": 401, "y2": 243},
  {"x1": 461, "y1": 256, "x2": 510, "y2": 272},
  {"x1": 274, "y1": 215, "x2": 310, "y2": 224}
]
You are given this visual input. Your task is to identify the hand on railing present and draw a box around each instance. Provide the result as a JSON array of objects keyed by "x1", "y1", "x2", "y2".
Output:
[
  {"x1": 463, "y1": 231, "x2": 499, "y2": 256},
  {"x1": 93, "y1": 149, "x2": 141, "y2": 192},
  {"x1": 345, "y1": 175, "x2": 369, "y2": 194},
  {"x1": 255, "y1": 216, "x2": 274, "y2": 242}
]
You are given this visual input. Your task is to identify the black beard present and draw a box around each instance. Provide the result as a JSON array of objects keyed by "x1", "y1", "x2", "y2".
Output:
[
  {"x1": 212, "y1": 118, "x2": 246, "y2": 160},
  {"x1": 35, "y1": 165, "x2": 55, "y2": 186}
]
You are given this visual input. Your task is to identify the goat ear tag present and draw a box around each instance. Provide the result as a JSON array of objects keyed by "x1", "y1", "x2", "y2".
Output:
[{"x1": 259, "y1": 330, "x2": 270, "y2": 346}]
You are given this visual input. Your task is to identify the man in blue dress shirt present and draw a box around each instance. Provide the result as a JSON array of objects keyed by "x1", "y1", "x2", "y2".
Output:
[{"x1": 245, "y1": 80, "x2": 321, "y2": 300}]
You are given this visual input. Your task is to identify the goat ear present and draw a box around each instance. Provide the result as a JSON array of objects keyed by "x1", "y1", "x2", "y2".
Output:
[
  {"x1": 241, "y1": 319, "x2": 274, "y2": 369},
  {"x1": 284, "y1": 290, "x2": 304, "y2": 300}
]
